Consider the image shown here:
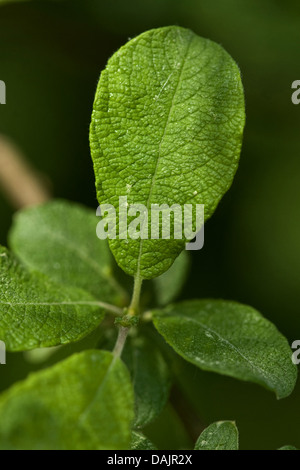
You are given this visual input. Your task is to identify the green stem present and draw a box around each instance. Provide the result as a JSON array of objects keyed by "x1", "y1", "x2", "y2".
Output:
[
  {"x1": 113, "y1": 326, "x2": 129, "y2": 358},
  {"x1": 128, "y1": 275, "x2": 143, "y2": 316},
  {"x1": 112, "y1": 276, "x2": 143, "y2": 356}
]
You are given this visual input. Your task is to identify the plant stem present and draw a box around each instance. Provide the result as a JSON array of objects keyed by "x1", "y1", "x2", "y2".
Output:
[
  {"x1": 112, "y1": 276, "x2": 142, "y2": 357},
  {"x1": 128, "y1": 275, "x2": 143, "y2": 316},
  {"x1": 113, "y1": 326, "x2": 129, "y2": 358},
  {"x1": 113, "y1": 276, "x2": 143, "y2": 357}
]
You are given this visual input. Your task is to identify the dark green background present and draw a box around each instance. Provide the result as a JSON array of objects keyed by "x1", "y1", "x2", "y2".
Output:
[{"x1": 0, "y1": 0, "x2": 299, "y2": 449}]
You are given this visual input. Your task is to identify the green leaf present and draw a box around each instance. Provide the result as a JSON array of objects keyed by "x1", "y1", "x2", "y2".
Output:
[
  {"x1": 278, "y1": 445, "x2": 298, "y2": 450},
  {"x1": 0, "y1": 350, "x2": 134, "y2": 450},
  {"x1": 9, "y1": 199, "x2": 128, "y2": 305},
  {"x1": 90, "y1": 25, "x2": 245, "y2": 279},
  {"x1": 153, "y1": 300, "x2": 297, "y2": 399},
  {"x1": 0, "y1": 246, "x2": 108, "y2": 351},
  {"x1": 195, "y1": 421, "x2": 239, "y2": 450},
  {"x1": 153, "y1": 251, "x2": 190, "y2": 306},
  {"x1": 122, "y1": 334, "x2": 171, "y2": 428},
  {"x1": 131, "y1": 431, "x2": 157, "y2": 450},
  {"x1": 144, "y1": 401, "x2": 193, "y2": 450}
]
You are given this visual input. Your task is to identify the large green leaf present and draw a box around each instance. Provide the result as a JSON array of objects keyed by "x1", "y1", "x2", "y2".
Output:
[
  {"x1": 90, "y1": 26, "x2": 245, "y2": 279},
  {"x1": 0, "y1": 350, "x2": 134, "y2": 450},
  {"x1": 195, "y1": 421, "x2": 239, "y2": 450},
  {"x1": 153, "y1": 300, "x2": 297, "y2": 398},
  {"x1": 123, "y1": 334, "x2": 171, "y2": 428},
  {"x1": 9, "y1": 199, "x2": 127, "y2": 305},
  {"x1": 0, "y1": 246, "x2": 109, "y2": 351}
]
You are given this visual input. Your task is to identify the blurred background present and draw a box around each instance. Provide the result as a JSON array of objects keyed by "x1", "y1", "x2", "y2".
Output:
[{"x1": 0, "y1": 0, "x2": 300, "y2": 450}]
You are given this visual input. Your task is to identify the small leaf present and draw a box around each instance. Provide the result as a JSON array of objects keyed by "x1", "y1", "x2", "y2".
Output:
[
  {"x1": 9, "y1": 199, "x2": 127, "y2": 305},
  {"x1": 122, "y1": 334, "x2": 171, "y2": 428},
  {"x1": 0, "y1": 246, "x2": 107, "y2": 351},
  {"x1": 153, "y1": 300, "x2": 297, "y2": 398},
  {"x1": 131, "y1": 431, "x2": 157, "y2": 450},
  {"x1": 90, "y1": 26, "x2": 245, "y2": 279},
  {"x1": 195, "y1": 421, "x2": 239, "y2": 450},
  {"x1": 153, "y1": 251, "x2": 190, "y2": 306},
  {"x1": 278, "y1": 445, "x2": 298, "y2": 450},
  {"x1": 144, "y1": 402, "x2": 194, "y2": 450},
  {"x1": 0, "y1": 350, "x2": 134, "y2": 450}
]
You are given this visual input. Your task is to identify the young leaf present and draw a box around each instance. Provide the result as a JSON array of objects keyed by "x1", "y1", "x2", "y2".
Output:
[
  {"x1": 0, "y1": 246, "x2": 109, "y2": 351},
  {"x1": 122, "y1": 334, "x2": 171, "y2": 428},
  {"x1": 90, "y1": 26, "x2": 245, "y2": 279},
  {"x1": 131, "y1": 431, "x2": 157, "y2": 450},
  {"x1": 153, "y1": 300, "x2": 297, "y2": 399},
  {"x1": 153, "y1": 251, "x2": 190, "y2": 306},
  {"x1": 9, "y1": 199, "x2": 127, "y2": 305},
  {"x1": 144, "y1": 401, "x2": 194, "y2": 450},
  {"x1": 0, "y1": 350, "x2": 134, "y2": 450},
  {"x1": 278, "y1": 445, "x2": 298, "y2": 450},
  {"x1": 195, "y1": 421, "x2": 239, "y2": 450}
]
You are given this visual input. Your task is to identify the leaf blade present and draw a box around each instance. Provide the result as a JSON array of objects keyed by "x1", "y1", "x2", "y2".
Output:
[
  {"x1": 278, "y1": 445, "x2": 298, "y2": 450},
  {"x1": 0, "y1": 350, "x2": 134, "y2": 450},
  {"x1": 131, "y1": 431, "x2": 157, "y2": 450},
  {"x1": 90, "y1": 26, "x2": 245, "y2": 279},
  {"x1": 9, "y1": 199, "x2": 127, "y2": 304},
  {"x1": 153, "y1": 299, "x2": 297, "y2": 398},
  {"x1": 0, "y1": 246, "x2": 106, "y2": 351},
  {"x1": 195, "y1": 421, "x2": 239, "y2": 450},
  {"x1": 123, "y1": 334, "x2": 171, "y2": 428}
]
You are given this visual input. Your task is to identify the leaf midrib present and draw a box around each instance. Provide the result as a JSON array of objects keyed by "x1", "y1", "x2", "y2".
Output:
[
  {"x1": 0, "y1": 300, "x2": 121, "y2": 315},
  {"x1": 77, "y1": 354, "x2": 118, "y2": 422},
  {"x1": 135, "y1": 32, "x2": 194, "y2": 280},
  {"x1": 161, "y1": 315, "x2": 275, "y2": 383}
]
